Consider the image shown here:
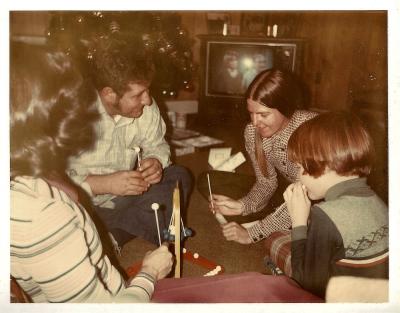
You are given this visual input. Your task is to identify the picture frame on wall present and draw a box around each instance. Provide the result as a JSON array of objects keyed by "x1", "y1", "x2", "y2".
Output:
[{"x1": 240, "y1": 12, "x2": 266, "y2": 36}]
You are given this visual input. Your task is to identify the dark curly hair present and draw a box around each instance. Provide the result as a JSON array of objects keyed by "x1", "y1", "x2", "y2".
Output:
[
  {"x1": 90, "y1": 35, "x2": 154, "y2": 96},
  {"x1": 10, "y1": 42, "x2": 99, "y2": 179}
]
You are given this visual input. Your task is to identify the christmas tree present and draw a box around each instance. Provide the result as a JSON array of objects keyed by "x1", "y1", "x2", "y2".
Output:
[{"x1": 46, "y1": 11, "x2": 196, "y2": 99}]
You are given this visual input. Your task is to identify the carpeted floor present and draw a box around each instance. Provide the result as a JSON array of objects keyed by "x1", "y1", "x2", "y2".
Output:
[{"x1": 115, "y1": 118, "x2": 272, "y2": 278}]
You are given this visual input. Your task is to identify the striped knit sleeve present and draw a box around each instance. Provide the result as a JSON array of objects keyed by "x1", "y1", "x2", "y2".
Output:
[
  {"x1": 12, "y1": 193, "x2": 152, "y2": 303},
  {"x1": 22, "y1": 200, "x2": 117, "y2": 302},
  {"x1": 117, "y1": 271, "x2": 155, "y2": 302}
]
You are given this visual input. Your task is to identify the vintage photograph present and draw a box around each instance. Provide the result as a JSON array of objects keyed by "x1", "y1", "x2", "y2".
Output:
[{"x1": 5, "y1": 4, "x2": 398, "y2": 311}]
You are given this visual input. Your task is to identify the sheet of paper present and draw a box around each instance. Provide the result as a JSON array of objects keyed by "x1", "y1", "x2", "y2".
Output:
[
  {"x1": 208, "y1": 147, "x2": 232, "y2": 169},
  {"x1": 215, "y1": 152, "x2": 246, "y2": 172},
  {"x1": 172, "y1": 136, "x2": 223, "y2": 148}
]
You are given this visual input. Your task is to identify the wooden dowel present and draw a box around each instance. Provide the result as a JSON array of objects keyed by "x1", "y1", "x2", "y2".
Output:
[
  {"x1": 207, "y1": 173, "x2": 227, "y2": 225},
  {"x1": 173, "y1": 182, "x2": 181, "y2": 278},
  {"x1": 151, "y1": 203, "x2": 162, "y2": 246},
  {"x1": 133, "y1": 146, "x2": 142, "y2": 169}
]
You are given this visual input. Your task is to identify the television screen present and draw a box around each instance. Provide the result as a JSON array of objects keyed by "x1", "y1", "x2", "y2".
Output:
[{"x1": 206, "y1": 41, "x2": 298, "y2": 98}]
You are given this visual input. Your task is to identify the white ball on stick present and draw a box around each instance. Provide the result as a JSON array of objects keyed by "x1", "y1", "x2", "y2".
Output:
[{"x1": 151, "y1": 202, "x2": 162, "y2": 246}]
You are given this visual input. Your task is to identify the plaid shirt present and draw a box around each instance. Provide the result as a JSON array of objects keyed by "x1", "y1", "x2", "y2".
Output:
[
  {"x1": 67, "y1": 95, "x2": 170, "y2": 208},
  {"x1": 240, "y1": 110, "x2": 318, "y2": 242}
]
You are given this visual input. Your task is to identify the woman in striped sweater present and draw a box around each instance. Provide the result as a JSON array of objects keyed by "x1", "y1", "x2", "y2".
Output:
[{"x1": 10, "y1": 42, "x2": 173, "y2": 303}]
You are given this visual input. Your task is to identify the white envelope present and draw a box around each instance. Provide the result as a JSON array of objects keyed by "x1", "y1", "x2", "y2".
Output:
[
  {"x1": 215, "y1": 152, "x2": 246, "y2": 172},
  {"x1": 208, "y1": 147, "x2": 232, "y2": 169}
]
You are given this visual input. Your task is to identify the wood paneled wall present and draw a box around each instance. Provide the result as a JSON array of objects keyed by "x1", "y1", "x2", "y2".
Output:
[
  {"x1": 276, "y1": 11, "x2": 387, "y2": 112},
  {"x1": 10, "y1": 11, "x2": 387, "y2": 113},
  {"x1": 180, "y1": 11, "x2": 387, "y2": 113}
]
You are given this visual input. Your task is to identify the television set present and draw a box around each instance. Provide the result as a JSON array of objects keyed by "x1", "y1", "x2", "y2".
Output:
[{"x1": 198, "y1": 35, "x2": 306, "y2": 122}]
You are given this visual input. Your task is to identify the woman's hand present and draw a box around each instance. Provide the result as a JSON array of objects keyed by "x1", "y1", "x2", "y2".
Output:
[
  {"x1": 283, "y1": 182, "x2": 311, "y2": 227},
  {"x1": 221, "y1": 222, "x2": 252, "y2": 244},
  {"x1": 210, "y1": 194, "x2": 244, "y2": 216},
  {"x1": 140, "y1": 244, "x2": 173, "y2": 280}
]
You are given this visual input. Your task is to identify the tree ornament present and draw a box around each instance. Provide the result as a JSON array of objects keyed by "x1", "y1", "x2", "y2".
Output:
[
  {"x1": 76, "y1": 15, "x2": 85, "y2": 24},
  {"x1": 142, "y1": 33, "x2": 155, "y2": 51},
  {"x1": 109, "y1": 20, "x2": 120, "y2": 33},
  {"x1": 87, "y1": 52, "x2": 93, "y2": 60},
  {"x1": 93, "y1": 11, "x2": 103, "y2": 18},
  {"x1": 45, "y1": 28, "x2": 52, "y2": 38},
  {"x1": 183, "y1": 81, "x2": 194, "y2": 92},
  {"x1": 176, "y1": 27, "x2": 187, "y2": 36}
]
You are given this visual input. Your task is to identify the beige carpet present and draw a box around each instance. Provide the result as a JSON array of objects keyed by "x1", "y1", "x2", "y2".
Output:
[{"x1": 116, "y1": 121, "x2": 271, "y2": 278}]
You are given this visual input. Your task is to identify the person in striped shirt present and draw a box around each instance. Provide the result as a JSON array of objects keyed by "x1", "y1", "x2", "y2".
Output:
[{"x1": 10, "y1": 42, "x2": 173, "y2": 303}]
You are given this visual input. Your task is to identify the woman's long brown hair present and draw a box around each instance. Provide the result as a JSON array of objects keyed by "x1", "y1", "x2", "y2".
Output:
[{"x1": 246, "y1": 69, "x2": 304, "y2": 176}]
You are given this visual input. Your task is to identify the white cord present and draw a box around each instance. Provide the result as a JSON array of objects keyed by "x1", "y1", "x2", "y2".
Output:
[
  {"x1": 206, "y1": 173, "x2": 215, "y2": 211},
  {"x1": 181, "y1": 218, "x2": 186, "y2": 236}
]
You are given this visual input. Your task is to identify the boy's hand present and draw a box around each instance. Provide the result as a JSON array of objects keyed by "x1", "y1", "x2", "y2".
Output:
[{"x1": 283, "y1": 182, "x2": 311, "y2": 227}]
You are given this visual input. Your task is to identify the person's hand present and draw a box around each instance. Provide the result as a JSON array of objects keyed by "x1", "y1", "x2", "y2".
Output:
[
  {"x1": 210, "y1": 194, "x2": 244, "y2": 216},
  {"x1": 283, "y1": 182, "x2": 311, "y2": 227},
  {"x1": 104, "y1": 170, "x2": 149, "y2": 196},
  {"x1": 140, "y1": 158, "x2": 163, "y2": 185},
  {"x1": 140, "y1": 243, "x2": 173, "y2": 280},
  {"x1": 221, "y1": 222, "x2": 252, "y2": 244}
]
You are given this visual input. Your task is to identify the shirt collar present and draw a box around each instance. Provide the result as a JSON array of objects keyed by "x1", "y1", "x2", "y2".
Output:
[
  {"x1": 325, "y1": 177, "x2": 372, "y2": 201},
  {"x1": 95, "y1": 92, "x2": 108, "y2": 115},
  {"x1": 95, "y1": 92, "x2": 135, "y2": 126},
  {"x1": 268, "y1": 111, "x2": 297, "y2": 141}
]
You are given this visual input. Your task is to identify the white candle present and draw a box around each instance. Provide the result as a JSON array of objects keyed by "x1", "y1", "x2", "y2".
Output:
[{"x1": 273, "y1": 24, "x2": 278, "y2": 38}]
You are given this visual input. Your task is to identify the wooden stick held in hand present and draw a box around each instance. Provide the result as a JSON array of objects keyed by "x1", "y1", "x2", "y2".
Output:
[
  {"x1": 151, "y1": 203, "x2": 162, "y2": 247},
  {"x1": 133, "y1": 146, "x2": 142, "y2": 169},
  {"x1": 207, "y1": 173, "x2": 227, "y2": 225},
  {"x1": 173, "y1": 182, "x2": 181, "y2": 278}
]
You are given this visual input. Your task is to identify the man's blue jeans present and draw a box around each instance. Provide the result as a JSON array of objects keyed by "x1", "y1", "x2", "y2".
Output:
[{"x1": 95, "y1": 165, "x2": 192, "y2": 245}]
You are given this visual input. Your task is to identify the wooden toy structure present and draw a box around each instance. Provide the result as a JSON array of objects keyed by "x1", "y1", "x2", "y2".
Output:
[{"x1": 126, "y1": 182, "x2": 224, "y2": 278}]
